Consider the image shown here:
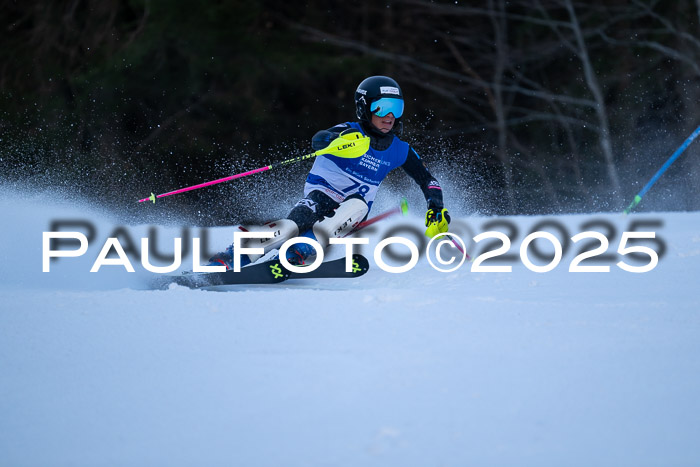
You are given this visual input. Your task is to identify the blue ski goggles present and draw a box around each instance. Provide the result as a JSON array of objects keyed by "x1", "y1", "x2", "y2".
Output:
[{"x1": 370, "y1": 98, "x2": 404, "y2": 118}]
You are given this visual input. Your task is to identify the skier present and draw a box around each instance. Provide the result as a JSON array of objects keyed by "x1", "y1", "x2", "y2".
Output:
[{"x1": 208, "y1": 75, "x2": 450, "y2": 268}]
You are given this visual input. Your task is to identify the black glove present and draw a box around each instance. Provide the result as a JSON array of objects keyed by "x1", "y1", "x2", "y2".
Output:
[{"x1": 311, "y1": 130, "x2": 340, "y2": 150}]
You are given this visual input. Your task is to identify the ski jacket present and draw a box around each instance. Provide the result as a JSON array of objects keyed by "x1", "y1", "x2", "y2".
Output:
[{"x1": 304, "y1": 121, "x2": 444, "y2": 212}]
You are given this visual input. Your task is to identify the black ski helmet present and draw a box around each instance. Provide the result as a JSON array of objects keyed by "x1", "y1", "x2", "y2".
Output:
[{"x1": 354, "y1": 76, "x2": 404, "y2": 123}]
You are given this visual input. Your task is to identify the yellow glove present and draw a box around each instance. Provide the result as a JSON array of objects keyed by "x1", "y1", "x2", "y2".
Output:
[{"x1": 425, "y1": 208, "x2": 450, "y2": 238}]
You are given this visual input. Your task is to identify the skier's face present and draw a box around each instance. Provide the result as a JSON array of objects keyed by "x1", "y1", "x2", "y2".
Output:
[{"x1": 371, "y1": 112, "x2": 395, "y2": 133}]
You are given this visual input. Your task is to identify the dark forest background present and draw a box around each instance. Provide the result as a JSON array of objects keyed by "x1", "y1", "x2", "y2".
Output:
[{"x1": 1, "y1": 0, "x2": 699, "y2": 225}]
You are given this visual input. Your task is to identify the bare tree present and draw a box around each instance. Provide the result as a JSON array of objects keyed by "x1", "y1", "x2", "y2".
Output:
[
  {"x1": 561, "y1": 0, "x2": 621, "y2": 196},
  {"x1": 488, "y1": 0, "x2": 516, "y2": 211}
]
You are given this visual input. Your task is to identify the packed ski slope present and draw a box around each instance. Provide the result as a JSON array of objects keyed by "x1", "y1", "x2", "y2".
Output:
[{"x1": 1, "y1": 188, "x2": 699, "y2": 467}]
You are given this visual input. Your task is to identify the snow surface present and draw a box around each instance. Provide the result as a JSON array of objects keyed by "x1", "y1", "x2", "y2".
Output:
[{"x1": 1, "y1": 188, "x2": 700, "y2": 466}]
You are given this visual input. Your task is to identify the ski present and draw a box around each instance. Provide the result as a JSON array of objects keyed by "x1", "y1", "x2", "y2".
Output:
[
  {"x1": 154, "y1": 254, "x2": 369, "y2": 289},
  {"x1": 288, "y1": 253, "x2": 369, "y2": 280},
  {"x1": 153, "y1": 257, "x2": 290, "y2": 289}
]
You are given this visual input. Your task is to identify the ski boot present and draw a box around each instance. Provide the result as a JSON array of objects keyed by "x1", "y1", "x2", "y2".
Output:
[
  {"x1": 207, "y1": 244, "x2": 251, "y2": 270},
  {"x1": 285, "y1": 242, "x2": 317, "y2": 266},
  {"x1": 207, "y1": 219, "x2": 300, "y2": 269}
]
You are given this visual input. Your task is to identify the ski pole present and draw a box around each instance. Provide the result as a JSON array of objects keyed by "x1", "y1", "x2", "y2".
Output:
[
  {"x1": 624, "y1": 125, "x2": 700, "y2": 214},
  {"x1": 138, "y1": 131, "x2": 370, "y2": 203},
  {"x1": 437, "y1": 234, "x2": 471, "y2": 262},
  {"x1": 353, "y1": 200, "x2": 472, "y2": 261},
  {"x1": 353, "y1": 198, "x2": 409, "y2": 231}
]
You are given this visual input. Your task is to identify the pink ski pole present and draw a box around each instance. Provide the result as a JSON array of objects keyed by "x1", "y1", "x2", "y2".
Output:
[
  {"x1": 138, "y1": 166, "x2": 271, "y2": 203},
  {"x1": 139, "y1": 132, "x2": 370, "y2": 203},
  {"x1": 353, "y1": 198, "x2": 409, "y2": 231}
]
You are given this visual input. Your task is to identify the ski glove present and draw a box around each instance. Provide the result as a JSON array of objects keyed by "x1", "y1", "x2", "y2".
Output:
[
  {"x1": 425, "y1": 208, "x2": 450, "y2": 238},
  {"x1": 311, "y1": 130, "x2": 340, "y2": 150}
]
